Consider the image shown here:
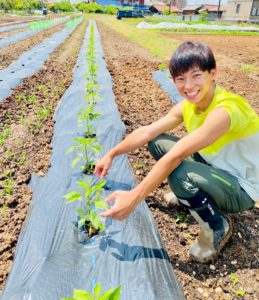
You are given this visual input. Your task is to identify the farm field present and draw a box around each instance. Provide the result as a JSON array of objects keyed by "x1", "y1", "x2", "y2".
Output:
[{"x1": 0, "y1": 14, "x2": 259, "y2": 299}]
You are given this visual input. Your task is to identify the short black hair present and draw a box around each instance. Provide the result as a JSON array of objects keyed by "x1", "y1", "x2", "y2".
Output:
[{"x1": 169, "y1": 41, "x2": 216, "y2": 79}]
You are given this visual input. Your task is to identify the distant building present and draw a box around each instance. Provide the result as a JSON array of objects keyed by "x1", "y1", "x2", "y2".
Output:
[
  {"x1": 224, "y1": 0, "x2": 259, "y2": 23},
  {"x1": 173, "y1": 0, "x2": 187, "y2": 11},
  {"x1": 120, "y1": 0, "x2": 145, "y2": 6},
  {"x1": 149, "y1": 3, "x2": 181, "y2": 14},
  {"x1": 182, "y1": 4, "x2": 226, "y2": 20}
]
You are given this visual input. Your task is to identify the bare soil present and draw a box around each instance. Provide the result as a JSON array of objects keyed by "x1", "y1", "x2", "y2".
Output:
[
  {"x1": 97, "y1": 22, "x2": 259, "y2": 300},
  {"x1": 0, "y1": 19, "x2": 87, "y2": 289}
]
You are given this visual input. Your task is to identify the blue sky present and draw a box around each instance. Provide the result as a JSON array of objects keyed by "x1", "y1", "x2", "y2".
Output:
[{"x1": 188, "y1": 0, "x2": 228, "y2": 5}]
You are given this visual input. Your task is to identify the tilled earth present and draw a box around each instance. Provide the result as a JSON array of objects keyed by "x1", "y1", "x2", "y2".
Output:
[
  {"x1": 0, "y1": 19, "x2": 87, "y2": 289},
  {"x1": 97, "y1": 22, "x2": 259, "y2": 300}
]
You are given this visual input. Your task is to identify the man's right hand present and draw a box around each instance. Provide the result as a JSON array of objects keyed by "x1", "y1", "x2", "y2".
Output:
[{"x1": 94, "y1": 154, "x2": 113, "y2": 178}]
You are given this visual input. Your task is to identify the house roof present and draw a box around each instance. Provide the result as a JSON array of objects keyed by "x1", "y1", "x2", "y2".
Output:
[
  {"x1": 153, "y1": 5, "x2": 181, "y2": 12},
  {"x1": 182, "y1": 5, "x2": 201, "y2": 11},
  {"x1": 202, "y1": 4, "x2": 226, "y2": 12}
]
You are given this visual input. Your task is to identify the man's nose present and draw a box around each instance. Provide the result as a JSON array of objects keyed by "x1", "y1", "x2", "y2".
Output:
[{"x1": 184, "y1": 77, "x2": 194, "y2": 90}]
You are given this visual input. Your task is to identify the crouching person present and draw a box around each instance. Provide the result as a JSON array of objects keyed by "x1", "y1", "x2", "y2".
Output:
[{"x1": 94, "y1": 41, "x2": 258, "y2": 263}]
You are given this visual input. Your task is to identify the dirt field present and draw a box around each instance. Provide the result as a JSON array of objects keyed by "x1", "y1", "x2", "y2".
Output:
[{"x1": 0, "y1": 15, "x2": 258, "y2": 299}]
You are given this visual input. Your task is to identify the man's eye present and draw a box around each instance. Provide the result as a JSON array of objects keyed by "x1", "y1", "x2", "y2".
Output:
[
  {"x1": 176, "y1": 78, "x2": 184, "y2": 81},
  {"x1": 194, "y1": 74, "x2": 202, "y2": 77}
]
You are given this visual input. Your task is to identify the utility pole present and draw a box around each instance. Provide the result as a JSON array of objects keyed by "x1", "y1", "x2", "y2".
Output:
[{"x1": 217, "y1": 0, "x2": 221, "y2": 19}]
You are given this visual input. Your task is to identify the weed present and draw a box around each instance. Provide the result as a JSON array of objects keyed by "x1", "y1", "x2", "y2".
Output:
[
  {"x1": 15, "y1": 93, "x2": 26, "y2": 103},
  {"x1": 158, "y1": 63, "x2": 167, "y2": 71},
  {"x1": 133, "y1": 162, "x2": 143, "y2": 169},
  {"x1": 0, "y1": 204, "x2": 9, "y2": 219},
  {"x1": 0, "y1": 126, "x2": 11, "y2": 146},
  {"x1": 5, "y1": 149, "x2": 14, "y2": 160},
  {"x1": 1, "y1": 170, "x2": 15, "y2": 197},
  {"x1": 230, "y1": 273, "x2": 239, "y2": 285},
  {"x1": 240, "y1": 64, "x2": 258, "y2": 72},
  {"x1": 235, "y1": 289, "x2": 245, "y2": 297},
  {"x1": 4, "y1": 112, "x2": 13, "y2": 124},
  {"x1": 175, "y1": 214, "x2": 188, "y2": 224}
]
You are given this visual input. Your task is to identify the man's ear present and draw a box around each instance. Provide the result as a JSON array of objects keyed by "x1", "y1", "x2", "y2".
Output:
[{"x1": 210, "y1": 68, "x2": 217, "y2": 80}]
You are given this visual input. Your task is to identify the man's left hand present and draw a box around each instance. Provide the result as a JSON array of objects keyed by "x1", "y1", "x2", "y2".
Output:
[{"x1": 100, "y1": 190, "x2": 140, "y2": 221}]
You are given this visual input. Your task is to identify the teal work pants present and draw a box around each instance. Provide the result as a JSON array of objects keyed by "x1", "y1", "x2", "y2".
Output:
[{"x1": 148, "y1": 134, "x2": 254, "y2": 213}]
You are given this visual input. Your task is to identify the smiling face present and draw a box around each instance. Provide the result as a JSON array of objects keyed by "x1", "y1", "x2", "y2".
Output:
[{"x1": 173, "y1": 67, "x2": 217, "y2": 111}]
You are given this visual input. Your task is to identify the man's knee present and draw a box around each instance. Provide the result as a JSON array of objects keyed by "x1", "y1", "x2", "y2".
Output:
[
  {"x1": 148, "y1": 134, "x2": 178, "y2": 161},
  {"x1": 147, "y1": 135, "x2": 165, "y2": 161},
  {"x1": 168, "y1": 161, "x2": 197, "y2": 198}
]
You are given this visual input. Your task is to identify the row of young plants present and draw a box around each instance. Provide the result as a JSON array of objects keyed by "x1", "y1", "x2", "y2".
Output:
[
  {"x1": 28, "y1": 16, "x2": 71, "y2": 32},
  {"x1": 63, "y1": 22, "x2": 121, "y2": 300},
  {"x1": 0, "y1": 82, "x2": 63, "y2": 215},
  {"x1": 64, "y1": 23, "x2": 107, "y2": 238}
]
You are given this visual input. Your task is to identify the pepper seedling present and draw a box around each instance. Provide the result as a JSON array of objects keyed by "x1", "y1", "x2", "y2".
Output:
[{"x1": 64, "y1": 179, "x2": 107, "y2": 237}]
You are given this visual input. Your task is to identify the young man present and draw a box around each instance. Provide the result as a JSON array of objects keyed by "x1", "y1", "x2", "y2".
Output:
[{"x1": 94, "y1": 41, "x2": 258, "y2": 263}]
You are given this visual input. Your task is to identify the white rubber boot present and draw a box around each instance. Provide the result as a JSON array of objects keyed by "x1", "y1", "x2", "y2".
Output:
[
  {"x1": 164, "y1": 192, "x2": 180, "y2": 207},
  {"x1": 189, "y1": 215, "x2": 232, "y2": 263}
]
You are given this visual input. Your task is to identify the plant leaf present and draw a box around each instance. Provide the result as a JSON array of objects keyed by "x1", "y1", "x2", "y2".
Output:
[
  {"x1": 72, "y1": 156, "x2": 81, "y2": 169},
  {"x1": 64, "y1": 191, "x2": 82, "y2": 203},
  {"x1": 73, "y1": 289, "x2": 94, "y2": 300},
  {"x1": 89, "y1": 211, "x2": 100, "y2": 229},
  {"x1": 108, "y1": 285, "x2": 121, "y2": 300},
  {"x1": 94, "y1": 199, "x2": 107, "y2": 209},
  {"x1": 76, "y1": 208, "x2": 85, "y2": 215},
  {"x1": 66, "y1": 146, "x2": 76, "y2": 154},
  {"x1": 98, "y1": 285, "x2": 121, "y2": 300},
  {"x1": 78, "y1": 217, "x2": 86, "y2": 229},
  {"x1": 94, "y1": 283, "x2": 101, "y2": 297}
]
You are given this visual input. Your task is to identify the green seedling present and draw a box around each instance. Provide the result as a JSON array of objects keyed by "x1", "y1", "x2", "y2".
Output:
[
  {"x1": 77, "y1": 105, "x2": 100, "y2": 137},
  {"x1": 5, "y1": 149, "x2": 14, "y2": 160},
  {"x1": 61, "y1": 283, "x2": 121, "y2": 300},
  {"x1": 175, "y1": 214, "x2": 188, "y2": 224},
  {"x1": 15, "y1": 93, "x2": 26, "y2": 103},
  {"x1": 64, "y1": 179, "x2": 107, "y2": 237},
  {"x1": 240, "y1": 64, "x2": 258, "y2": 72},
  {"x1": 0, "y1": 126, "x2": 11, "y2": 146},
  {"x1": 235, "y1": 289, "x2": 245, "y2": 297},
  {"x1": 17, "y1": 150, "x2": 28, "y2": 167},
  {"x1": 28, "y1": 94, "x2": 38, "y2": 105},
  {"x1": 158, "y1": 63, "x2": 167, "y2": 71},
  {"x1": 67, "y1": 137, "x2": 102, "y2": 174},
  {"x1": 230, "y1": 273, "x2": 239, "y2": 285},
  {"x1": 18, "y1": 115, "x2": 25, "y2": 125},
  {"x1": 0, "y1": 204, "x2": 9, "y2": 219},
  {"x1": 1, "y1": 170, "x2": 14, "y2": 197},
  {"x1": 133, "y1": 162, "x2": 143, "y2": 169},
  {"x1": 4, "y1": 112, "x2": 13, "y2": 124},
  {"x1": 29, "y1": 105, "x2": 52, "y2": 133},
  {"x1": 36, "y1": 84, "x2": 47, "y2": 92}
]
